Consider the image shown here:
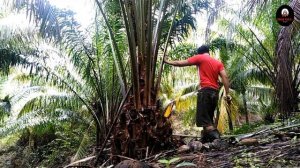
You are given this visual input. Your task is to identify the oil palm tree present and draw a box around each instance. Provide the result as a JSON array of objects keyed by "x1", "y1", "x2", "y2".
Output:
[
  {"x1": 209, "y1": 35, "x2": 275, "y2": 127},
  {"x1": 214, "y1": 0, "x2": 293, "y2": 123},
  {"x1": 0, "y1": 12, "x2": 32, "y2": 75},
  {"x1": 275, "y1": 0, "x2": 300, "y2": 118},
  {"x1": 242, "y1": 0, "x2": 300, "y2": 119},
  {"x1": 5, "y1": 0, "x2": 210, "y2": 164},
  {"x1": 94, "y1": 0, "x2": 209, "y2": 163},
  {"x1": 211, "y1": 0, "x2": 300, "y2": 124}
]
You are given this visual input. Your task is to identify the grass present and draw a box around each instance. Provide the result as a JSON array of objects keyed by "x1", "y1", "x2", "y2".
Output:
[
  {"x1": 232, "y1": 122, "x2": 265, "y2": 135},
  {"x1": 0, "y1": 134, "x2": 19, "y2": 149}
]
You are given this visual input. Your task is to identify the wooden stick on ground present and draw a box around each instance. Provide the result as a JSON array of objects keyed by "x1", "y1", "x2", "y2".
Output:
[
  {"x1": 140, "y1": 149, "x2": 176, "y2": 162},
  {"x1": 172, "y1": 134, "x2": 200, "y2": 138}
]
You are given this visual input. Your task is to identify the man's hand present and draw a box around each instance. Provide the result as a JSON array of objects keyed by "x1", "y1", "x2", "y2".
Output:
[
  {"x1": 219, "y1": 70, "x2": 230, "y2": 99},
  {"x1": 224, "y1": 94, "x2": 232, "y2": 104}
]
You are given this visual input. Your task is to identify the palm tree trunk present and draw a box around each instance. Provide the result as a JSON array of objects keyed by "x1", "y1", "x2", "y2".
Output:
[
  {"x1": 275, "y1": 0, "x2": 300, "y2": 118},
  {"x1": 242, "y1": 93, "x2": 249, "y2": 124},
  {"x1": 96, "y1": 120, "x2": 101, "y2": 152}
]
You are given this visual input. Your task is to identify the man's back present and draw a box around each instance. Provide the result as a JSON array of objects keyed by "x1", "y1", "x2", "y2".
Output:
[{"x1": 187, "y1": 53, "x2": 224, "y2": 90}]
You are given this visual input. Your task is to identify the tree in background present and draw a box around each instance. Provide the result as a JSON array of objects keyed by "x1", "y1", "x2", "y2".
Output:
[
  {"x1": 209, "y1": 0, "x2": 300, "y2": 124},
  {"x1": 275, "y1": 0, "x2": 300, "y2": 119},
  {"x1": 235, "y1": 0, "x2": 300, "y2": 120}
]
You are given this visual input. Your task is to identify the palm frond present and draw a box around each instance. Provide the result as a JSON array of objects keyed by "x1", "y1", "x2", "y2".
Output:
[
  {"x1": 95, "y1": 0, "x2": 128, "y2": 97},
  {"x1": 0, "y1": 49, "x2": 28, "y2": 75},
  {"x1": 247, "y1": 85, "x2": 273, "y2": 102},
  {"x1": 0, "y1": 108, "x2": 77, "y2": 137},
  {"x1": 71, "y1": 121, "x2": 93, "y2": 163},
  {"x1": 243, "y1": 0, "x2": 269, "y2": 14},
  {"x1": 217, "y1": 87, "x2": 240, "y2": 133},
  {"x1": 179, "y1": 83, "x2": 198, "y2": 96},
  {"x1": 205, "y1": 0, "x2": 224, "y2": 41},
  {"x1": 175, "y1": 91, "x2": 197, "y2": 113},
  {"x1": 0, "y1": 99, "x2": 11, "y2": 123}
]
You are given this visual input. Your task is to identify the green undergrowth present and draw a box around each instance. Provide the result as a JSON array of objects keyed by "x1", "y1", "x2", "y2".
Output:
[
  {"x1": 0, "y1": 133, "x2": 20, "y2": 149},
  {"x1": 232, "y1": 122, "x2": 266, "y2": 135},
  {"x1": 0, "y1": 122, "x2": 94, "y2": 168},
  {"x1": 231, "y1": 113, "x2": 300, "y2": 135}
]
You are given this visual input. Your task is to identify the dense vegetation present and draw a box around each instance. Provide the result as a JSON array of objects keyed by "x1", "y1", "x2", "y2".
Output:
[{"x1": 0, "y1": 0, "x2": 299, "y2": 167}]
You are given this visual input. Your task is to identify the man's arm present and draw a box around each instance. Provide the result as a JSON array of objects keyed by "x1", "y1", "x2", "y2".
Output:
[
  {"x1": 219, "y1": 70, "x2": 230, "y2": 96},
  {"x1": 164, "y1": 59, "x2": 192, "y2": 67}
]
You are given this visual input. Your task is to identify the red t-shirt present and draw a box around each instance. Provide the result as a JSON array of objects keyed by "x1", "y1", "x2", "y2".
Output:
[{"x1": 187, "y1": 53, "x2": 224, "y2": 90}]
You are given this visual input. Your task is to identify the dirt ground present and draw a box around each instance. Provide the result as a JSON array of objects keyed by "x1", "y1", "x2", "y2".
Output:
[{"x1": 144, "y1": 125, "x2": 300, "y2": 168}]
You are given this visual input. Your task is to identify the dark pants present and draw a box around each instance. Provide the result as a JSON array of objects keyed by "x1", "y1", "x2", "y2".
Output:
[{"x1": 196, "y1": 87, "x2": 218, "y2": 127}]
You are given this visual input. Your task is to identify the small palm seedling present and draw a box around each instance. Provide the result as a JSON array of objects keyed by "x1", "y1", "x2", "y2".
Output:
[{"x1": 158, "y1": 157, "x2": 180, "y2": 168}]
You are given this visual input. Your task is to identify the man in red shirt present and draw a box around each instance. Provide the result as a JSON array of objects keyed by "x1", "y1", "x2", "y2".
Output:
[{"x1": 164, "y1": 45, "x2": 230, "y2": 142}]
